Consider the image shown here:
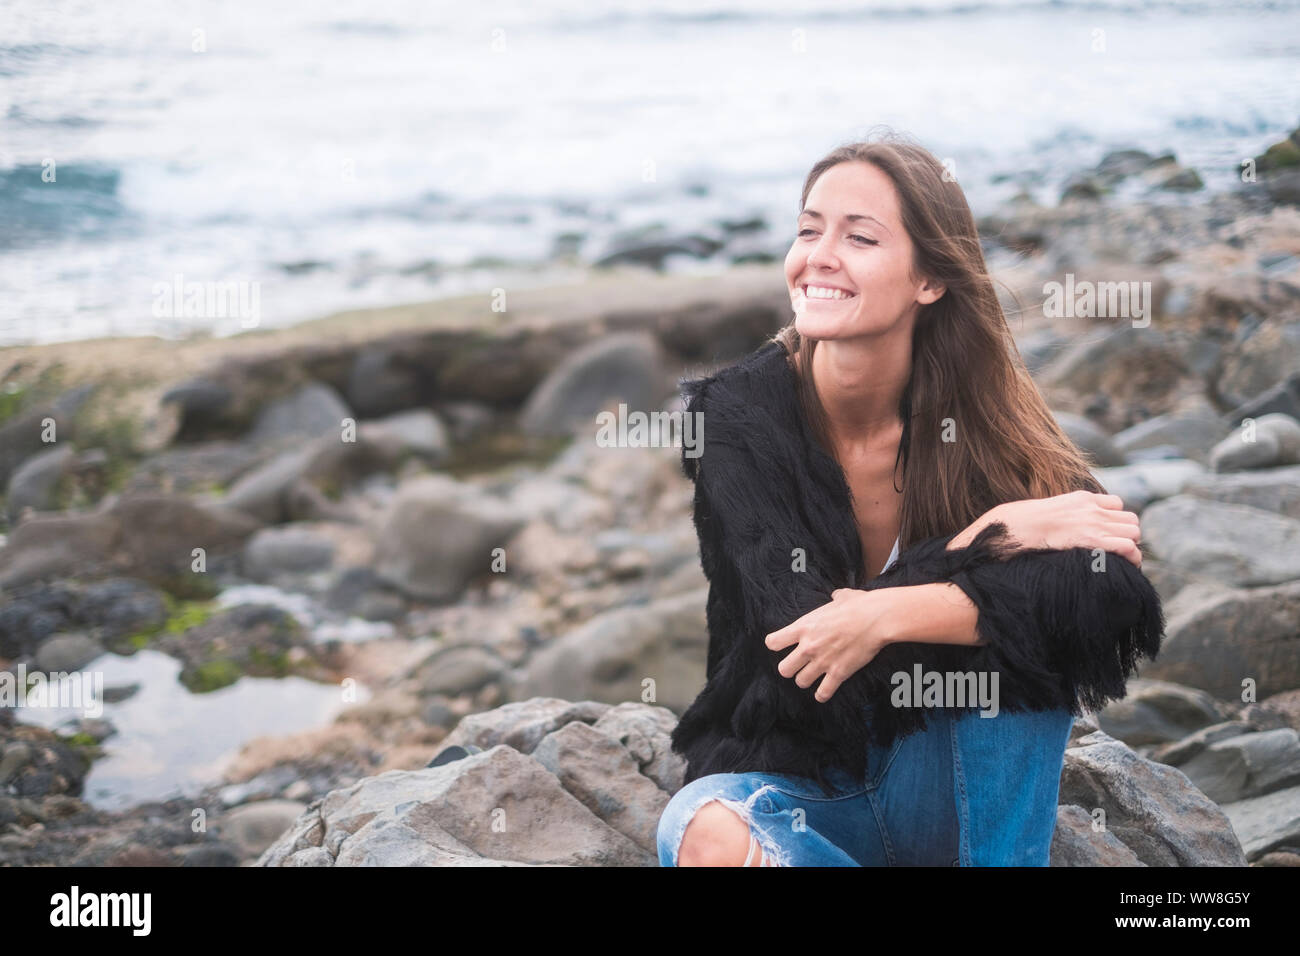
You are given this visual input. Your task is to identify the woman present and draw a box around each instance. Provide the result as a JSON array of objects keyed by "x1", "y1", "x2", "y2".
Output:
[{"x1": 655, "y1": 134, "x2": 1164, "y2": 867}]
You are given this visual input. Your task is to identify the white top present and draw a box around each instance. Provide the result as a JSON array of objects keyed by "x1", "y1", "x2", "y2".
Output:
[{"x1": 879, "y1": 535, "x2": 900, "y2": 576}]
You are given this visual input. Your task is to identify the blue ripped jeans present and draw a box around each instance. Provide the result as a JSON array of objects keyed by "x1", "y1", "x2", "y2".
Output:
[{"x1": 657, "y1": 706, "x2": 1075, "y2": 867}]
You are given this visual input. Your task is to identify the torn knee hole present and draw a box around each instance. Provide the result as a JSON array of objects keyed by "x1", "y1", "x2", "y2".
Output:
[{"x1": 705, "y1": 795, "x2": 783, "y2": 867}]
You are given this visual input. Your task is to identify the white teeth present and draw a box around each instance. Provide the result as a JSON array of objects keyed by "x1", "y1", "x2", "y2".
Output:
[{"x1": 803, "y1": 285, "x2": 854, "y2": 300}]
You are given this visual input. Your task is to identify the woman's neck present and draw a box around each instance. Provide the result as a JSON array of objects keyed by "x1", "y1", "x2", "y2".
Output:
[{"x1": 800, "y1": 336, "x2": 911, "y2": 454}]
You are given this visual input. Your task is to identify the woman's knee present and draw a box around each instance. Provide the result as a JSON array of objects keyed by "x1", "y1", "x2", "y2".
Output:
[
  {"x1": 677, "y1": 800, "x2": 753, "y2": 866},
  {"x1": 657, "y1": 777, "x2": 771, "y2": 867}
]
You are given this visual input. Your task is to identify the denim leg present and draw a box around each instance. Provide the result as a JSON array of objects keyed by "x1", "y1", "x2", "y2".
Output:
[
  {"x1": 866, "y1": 710, "x2": 962, "y2": 866},
  {"x1": 949, "y1": 706, "x2": 1075, "y2": 866},
  {"x1": 657, "y1": 770, "x2": 873, "y2": 866}
]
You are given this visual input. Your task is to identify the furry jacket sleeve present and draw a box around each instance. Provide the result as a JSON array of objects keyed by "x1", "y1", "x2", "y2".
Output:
[
  {"x1": 668, "y1": 348, "x2": 1165, "y2": 794},
  {"x1": 866, "y1": 519, "x2": 1165, "y2": 718}
]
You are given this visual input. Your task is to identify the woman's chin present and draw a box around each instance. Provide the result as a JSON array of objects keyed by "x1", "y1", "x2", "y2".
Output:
[{"x1": 794, "y1": 313, "x2": 848, "y2": 340}]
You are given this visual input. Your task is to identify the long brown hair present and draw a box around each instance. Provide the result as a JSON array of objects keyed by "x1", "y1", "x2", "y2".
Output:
[{"x1": 771, "y1": 131, "x2": 1103, "y2": 546}]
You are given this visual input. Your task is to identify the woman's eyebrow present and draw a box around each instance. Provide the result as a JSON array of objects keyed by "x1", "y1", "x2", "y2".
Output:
[{"x1": 798, "y1": 208, "x2": 892, "y2": 236}]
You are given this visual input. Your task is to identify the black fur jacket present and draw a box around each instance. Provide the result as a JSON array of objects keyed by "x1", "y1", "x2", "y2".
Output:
[{"x1": 669, "y1": 339, "x2": 1165, "y2": 796}]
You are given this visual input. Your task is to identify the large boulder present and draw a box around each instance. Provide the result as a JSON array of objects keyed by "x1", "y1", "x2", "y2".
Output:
[
  {"x1": 1112, "y1": 403, "x2": 1226, "y2": 466},
  {"x1": 371, "y1": 473, "x2": 525, "y2": 603},
  {"x1": 1220, "y1": 784, "x2": 1300, "y2": 861},
  {"x1": 1179, "y1": 464, "x2": 1300, "y2": 520},
  {"x1": 1140, "y1": 495, "x2": 1300, "y2": 586},
  {"x1": 1056, "y1": 731, "x2": 1248, "y2": 866},
  {"x1": 257, "y1": 698, "x2": 684, "y2": 866},
  {"x1": 1209, "y1": 413, "x2": 1300, "y2": 471},
  {"x1": 1095, "y1": 679, "x2": 1231, "y2": 746},
  {"x1": 504, "y1": 587, "x2": 708, "y2": 713},
  {"x1": 247, "y1": 382, "x2": 353, "y2": 448},
  {"x1": 1091, "y1": 459, "x2": 1205, "y2": 512},
  {"x1": 518, "y1": 333, "x2": 667, "y2": 439},
  {"x1": 0, "y1": 495, "x2": 260, "y2": 594},
  {"x1": 1139, "y1": 580, "x2": 1300, "y2": 699}
]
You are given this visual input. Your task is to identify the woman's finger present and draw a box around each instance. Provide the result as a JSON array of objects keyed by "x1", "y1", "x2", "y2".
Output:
[
  {"x1": 1103, "y1": 537, "x2": 1142, "y2": 568},
  {"x1": 795, "y1": 658, "x2": 825, "y2": 690},
  {"x1": 1103, "y1": 519, "x2": 1141, "y2": 541},
  {"x1": 815, "y1": 672, "x2": 843, "y2": 703},
  {"x1": 776, "y1": 644, "x2": 809, "y2": 679}
]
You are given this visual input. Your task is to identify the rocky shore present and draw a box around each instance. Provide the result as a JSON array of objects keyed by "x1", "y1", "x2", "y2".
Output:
[{"x1": 3, "y1": 130, "x2": 1300, "y2": 866}]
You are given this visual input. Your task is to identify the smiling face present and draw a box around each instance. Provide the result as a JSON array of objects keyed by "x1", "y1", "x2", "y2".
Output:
[{"x1": 785, "y1": 160, "x2": 944, "y2": 341}]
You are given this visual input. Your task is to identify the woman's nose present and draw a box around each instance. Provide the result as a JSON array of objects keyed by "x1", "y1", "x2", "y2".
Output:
[{"x1": 806, "y1": 236, "x2": 838, "y2": 270}]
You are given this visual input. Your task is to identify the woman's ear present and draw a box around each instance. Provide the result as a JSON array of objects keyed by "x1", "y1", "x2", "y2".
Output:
[{"x1": 917, "y1": 277, "x2": 946, "y2": 305}]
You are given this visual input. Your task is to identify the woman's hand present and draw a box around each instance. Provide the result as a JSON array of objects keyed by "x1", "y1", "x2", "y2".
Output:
[
  {"x1": 956, "y1": 490, "x2": 1143, "y2": 568},
  {"x1": 764, "y1": 588, "x2": 898, "y2": 703}
]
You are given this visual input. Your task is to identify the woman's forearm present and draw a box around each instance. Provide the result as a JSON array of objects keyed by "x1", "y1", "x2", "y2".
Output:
[{"x1": 880, "y1": 583, "x2": 987, "y2": 647}]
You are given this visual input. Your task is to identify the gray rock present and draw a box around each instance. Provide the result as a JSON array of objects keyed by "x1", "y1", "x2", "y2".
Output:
[
  {"x1": 1220, "y1": 784, "x2": 1300, "y2": 861},
  {"x1": 1054, "y1": 412, "x2": 1125, "y2": 467},
  {"x1": 1140, "y1": 495, "x2": 1300, "y2": 586},
  {"x1": 504, "y1": 473, "x2": 614, "y2": 534},
  {"x1": 530, "y1": 721, "x2": 670, "y2": 853},
  {"x1": 358, "y1": 409, "x2": 449, "y2": 465},
  {"x1": 248, "y1": 382, "x2": 353, "y2": 447},
  {"x1": 1091, "y1": 459, "x2": 1205, "y2": 512},
  {"x1": 1139, "y1": 579, "x2": 1300, "y2": 700},
  {"x1": 438, "y1": 698, "x2": 613, "y2": 755},
  {"x1": 243, "y1": 526, "x2": 336, "y2": 579},
  {"x1": 1217, "y1": 321, "x2": 1300, "y2": 410},
  {"x1": 1210, "y1": 413, "x2": 1300, "y2": 471},
  {"x1": 104, "y1": 493, "x2": 263, "y2": 589},
  {"x1": 217, "y1": 430, "x2": 401, "y2": 525},
  {"x1": 1095, "y1": 148, "x2": 1170, "y2": 183},
  {"x1": 324, "y1": 566, "x2": 406, "y2": 621},
  {"x1": 218, "y1": 799, "x2": 308, "y2": 859},
  {"x1": 5, "y1": 445, "x2": 74, "y2": 521},
  {"x1": 1134, "y1": 556, "x2": 1215, "y2": 608},
  {"x1": 1113, "y1": 407, "x2": 1225, "y2": 465},
  {"x1": 1176, "y1": 729, "x2": 1300, "y2": 803},
  {"x1": 179, "y1": 842, "x2": 241, "y2": 867},
  {"x1": 437, "y1": 401, "x2": 496, "y2": 445},
  {"x1": 1068, "y1": 712, "x2": 1101, "y2": 745},
  {"x1": 505, "y1": 587, "x2": 708, "y2": 714},
  {"x1": 1148, "y1": 720, "x2": 1255, "y2": 767},
  {"x1": 1221, "y1": 373, "x2": 1300, "y2": 426},
  {"x1": 76, "y1": 577, "x2": 169, "y2": 642},
  {"x1": 33, "y1": 632, "x2": 103, "y2": 672},
  {"x1": 593, "y1": 234, "x2": 721, "y2": 270},
  {"x1": 0, "y1": 384, "x2": 95, "y2": 487},
  {"x1": 1039, "y1": 325, "x2": 1186, "y2": 397},
  {"x1": 1096, "y1": 679, "x2": 1230, "y2": 746},
  {"x1": 372, "y1": 473, "x2": 525, "y2": 603},
  {"x1": 1253, "y1": 689, "x2": 1300, "y2": 733},
  {"x1": 258, "y1": 743, "x2": 650, "y2": 866},
  {"x1": 0, "y1": 495, "x2": 260, "y2": 593},
  {"x1": 590, "y1": 701, "x2": 687, "y2": 794},
  {"x1": 414, "y1": 645, "x2": 509, "y2": 697},
  {"x1": 1179, "y1": 464, "x2": 1300, "y2": 520},
  {"x1": 346, "y1": 346, "x2": 426, "y2": 418},
  {"x1": 0, "y1": 513, "x2": 120, "y2": 591},
  {"x1": 161, "y1": 379, "x2": 234, "y2": 425},
  {"x1": 1051, "y1": 805, "x2": 1146, "y2": 866},
  {"x1": 519, "y1": 332, "x2": 666, "y2": 439},
  {"x1": 1058, "y1": 735, "x2": 1248, "y2": 865}
]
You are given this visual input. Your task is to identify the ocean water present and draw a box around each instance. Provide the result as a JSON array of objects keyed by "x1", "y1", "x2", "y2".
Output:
[{"x1": 1, "y1": 0, "x2": 1297, "y2": 345}]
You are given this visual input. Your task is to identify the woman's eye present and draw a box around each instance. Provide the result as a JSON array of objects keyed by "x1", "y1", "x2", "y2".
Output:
[{"x1": 796, "y1": 228, "x2": 876, "y2": 246}]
